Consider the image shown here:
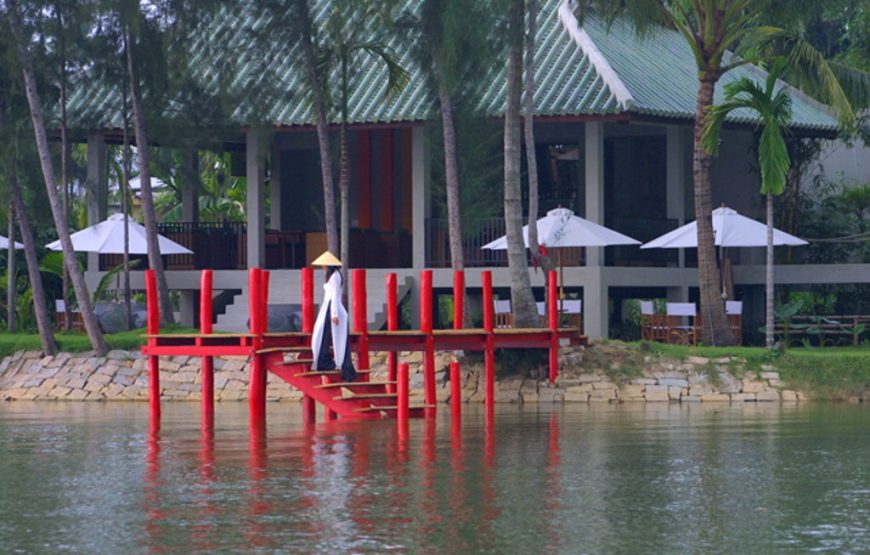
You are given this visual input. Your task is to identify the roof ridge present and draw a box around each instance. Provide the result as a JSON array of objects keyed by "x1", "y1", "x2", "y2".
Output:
[{"x1": 558, "y1": 0, "x2": 635, "y2": 110}]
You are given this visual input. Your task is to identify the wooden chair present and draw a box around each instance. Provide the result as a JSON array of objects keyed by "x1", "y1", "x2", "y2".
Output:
[
  {"x1": 494, "y1": 299, "x2": 512, "y2": 329},
  {"x1": 55, "y1": 300, "x2": 84, "y2": 331},
  {"x1": 726, "y1": 300, "x2": 743, "y2": 345},
  {"x1": 640, "y1": 301, "x2": 668, "y2": 342},
  {"x1": 666, "y1": 302, "x2": 697, "y2": 345}
]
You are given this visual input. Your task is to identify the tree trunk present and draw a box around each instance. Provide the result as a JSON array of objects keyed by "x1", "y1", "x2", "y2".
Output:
[
  {"x1": 10, "y1": 170, "x2": 58, "y2": 355},
  {"x1": 296, "y1": 0, "x2": 338, "y2": 255},
  {"x1": 126, "y1": 27, "x2": 175, "y2": 324},
  {"x1": 523, "y1": 0, "x2": 554, "y2": 276},
  {"x1": 7, "y1": 0, "x2": 108, "y2": 354},
  {"x1": 504, "y1": 0, "x2": 538, "y2": 328},
  {"x1": 57, "y1": 7, "x2": 71, "y2": 331},
  {"x1": 765, "y1": 192, "x2": 775, "y2": 349},
  {"x1": 436, "y1": 69, "x2": 466, "y2": 322},
  {"x1": 6, "y1": 204, "x2": 15, "y2": 333},
  {"x1": 339, "y1": 120, "x2": 350, "y2": 267},
  {"x1": 693, "y1": 77, "x2": 734, "y2": 345}
]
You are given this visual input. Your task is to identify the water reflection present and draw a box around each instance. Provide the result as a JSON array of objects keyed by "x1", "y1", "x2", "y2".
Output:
[{"x1": 0, "y1": 402, "x2": 867, "y2": 552}]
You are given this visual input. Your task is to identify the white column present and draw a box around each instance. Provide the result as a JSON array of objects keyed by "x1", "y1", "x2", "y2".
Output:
[
  {"x1": 179, "y1": 290, "x2": 196, "y2": 327},
  {"x1": 583, "y1": 268, "x2": 608, "y2": 339},
  {"x1": 246, "y1": 131, "x2": 266, "y2": 268},
  {"x1": 411, "y1": 125, "x2": 430, "y2": 270},
  {"x1": 181, "y1": 149, "x2": 199, "y2": 222},
  {"x1": 269, "y1": 143, "x2": 283, "y2": 230},
  {"x1": 584, "y1": 121, "x2": 605, "y2": 266},
  {"x1": 85, "y1": 133, "x2": 107, "y2": 271},
  {"x1": 666, "y1": 125, "x2": 689, "y2": 268}
]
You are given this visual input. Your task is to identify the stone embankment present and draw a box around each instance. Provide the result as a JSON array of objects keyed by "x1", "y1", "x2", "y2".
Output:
[{"x1": 0, "y1": 342, "x2": 855, "y2": 403}]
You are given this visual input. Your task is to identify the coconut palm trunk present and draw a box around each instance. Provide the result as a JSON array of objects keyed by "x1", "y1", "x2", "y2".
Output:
[
  {"x1": 57, "y1": 6, "x2": 72, "y2": 331},
  {"x1": 6, "y1": 0, "x2": 108, "y2": 354},
  {"x1": 504, "y1": 0, "x2": 538, "y2": 328},
  {"x1": 693, "y1": 78, "x2": 733, "y2": 345},
  {"x1": 766, "y1": 192, "x2": 775, "y2": 348},
  {"x1": 10, "y1": 169, "x2": 58, "y2": 355},
  {"x1": 6, "y1": 204, "x2": 15, "y2": 333},
  {"x1": 295, "y1": 0, "x2": 338, "y2": 255},
  {"x1": 523, "y1": 0, "x2": 553, "y2": 276},
  {"x1": 338, "y1": 55, "x2": 351, "y2": 268},
  {"x1": 436, "y1": 67, "x2": 466, "y2": 322},
  {"x1": 126, "y1": 27, "x2": 174, "y2": 324}
]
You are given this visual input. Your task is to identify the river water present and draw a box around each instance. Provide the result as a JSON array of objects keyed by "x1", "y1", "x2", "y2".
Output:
[{"x1": 0, "y1": 401, "x2": 867, "y2": 554}]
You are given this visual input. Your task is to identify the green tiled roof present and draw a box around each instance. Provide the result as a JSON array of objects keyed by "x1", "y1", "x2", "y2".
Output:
[{"x1": 66, "y1": 0, "x2": 837, "y2": 133}]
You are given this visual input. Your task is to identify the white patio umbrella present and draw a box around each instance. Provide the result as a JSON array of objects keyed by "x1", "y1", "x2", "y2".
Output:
[
  {"x1": 640, "y1": 206, "x2": 807, "y2": 249},
  {"x1": 482, "y1": 207, "x2": 641, "y2": 307},
  {"x1": 109, "y1": 176, "x2": 169, "y2": 193},
  {"x1": 45, "y1": 213, "x2": 192, "y2": 255},
  {"x1": 641, "y1": 206, "x2": 808, "y2": 299},
  {"x1": 0, "y1": 234, "x2": 23, "y2": 250}
]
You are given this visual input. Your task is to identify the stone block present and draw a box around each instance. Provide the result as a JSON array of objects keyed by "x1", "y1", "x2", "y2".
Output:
[
  {"x1": 112, "y1": 374, "x2": 135, "y2": 387},
  {"x1": 522, "y1": 392, "x2": 539, "y2": 403},
  {"x1": 49, "y1": 386, "x2": 72, "y2": 399},
  {"x1": 701, "y1": 394, "x2": 731, "y2": 402},
  {"x1": 731, "y1": 393, "x2": 756, "y2": 402},
  {"x1": 756, "y1": 390, "x2": 781, "y2": 402},
  {"x1": 742, "y1": 380, "x2": 765, "y2": 393},
  {"x1": 63, "y1": 377, "x2": 87, "y2": 390},
  {"x1": 589, "y1": 389, "x2": 616, "y2": 402},
  {"x1": 577, "y1": 374, "x2": 601, "y2": 384},
  {"x1": 104, "y1": 384, "x2": 126, "y2": 398},
  {"x1": 760, "y1": 371, "x2": 780, "y2": 380},
  {"x1": 566, "y1": 384, "x2": 593, "y2": 394},
  {"x1": 564, "y1": 391, "x2": 589, "y2": 403},
  {"x1": 768, "y1": 379, "x2": 782, "y2": 387},
  {"x1": 88, "y1": 373, "x2": 113, "y2": 386},
  {"x1": 780, "y1": 390, "x2": 798, "y2": 402},
  {"x1": 592, "y1": 381, "x2": 617, "y2": 390},
  {"x1": 686, "y1": 356, "x2": 710, "y2": 365},
  {"x1": 537, "y1": 388, "x2": 564, "y2": 403},
  {"x1": 645, "y1": 389, "x2": 670, "y2": 402},
  {"x1": 631, "y1": 378, "x2": 657, "y2": 385},
  {"x1": 668, "y1": 386, "x2": 685, "y2": 401},
  {"x1": 659, "y1": 378, "x2": 689, "y2": 388}
]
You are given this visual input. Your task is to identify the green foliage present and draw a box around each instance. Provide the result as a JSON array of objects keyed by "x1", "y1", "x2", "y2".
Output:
[
  {"x1": 0, "y1": 326, "x2": 199, "y2": 359},
  {"x1": 93, "y1": 259, "x2": 142, "y2": 303}
]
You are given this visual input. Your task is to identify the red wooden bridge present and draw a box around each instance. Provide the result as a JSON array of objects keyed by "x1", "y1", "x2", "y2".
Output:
[{"x1": 142, "y1": 268, "x2": 585, "y2": 430}]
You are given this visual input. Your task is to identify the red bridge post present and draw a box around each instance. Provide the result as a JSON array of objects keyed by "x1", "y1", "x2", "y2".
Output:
[
  {"x1": 453, "y1": 270, "x2": 464, "y2": 329},
  {"x1": 200, "y1": 270, "x2": 214, "y2": 430},
  {"x1": 481, "y1": 271, "x2": 495, "y2": 420},
  {"x1": 386, "y1": 273, "x2": 398, "y2": 394},
  {"x1": 352, "y1": 269, "x2": 369, "y2": 380},
  {"x1": 145, "y1": 269, "x2": 160, "y2": 426},
  {"x1": 300, "y1": 267, "x2": 316, "y2": 424},
  {"x1": 397, "y1": 362, "x2": 409, "y2": 440},
  {"x1": 547, "y1": 270, "x2": 559, "y2": 383},
  {"x1": 248, "y1": 269, "x2": 266, "y2": 425},
  {"x1": 420, "y1": 270, "x2": 436, "y2": 417},
  {"x1": 450, "y1": 361, "x2": 461, "y2": 431}
]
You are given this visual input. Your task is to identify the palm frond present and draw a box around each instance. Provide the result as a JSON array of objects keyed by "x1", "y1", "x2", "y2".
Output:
[
  {"x1": 758, "y1": 120, "x2": 789, "y2": 196},
  {"x1": 357, "y1": 42, "x2": 410, "y2": 100}
]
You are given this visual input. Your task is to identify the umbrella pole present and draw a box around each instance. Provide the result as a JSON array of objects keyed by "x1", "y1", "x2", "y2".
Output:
[{"x1": 558, "y1": 248, "x2": 564, "y2": 316}]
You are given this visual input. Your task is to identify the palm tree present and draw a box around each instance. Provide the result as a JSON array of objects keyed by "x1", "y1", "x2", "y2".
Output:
[
  {"x1": 323, "y1": 2, "x2": 409, "y2": 267},
  {"x1": 5, "y1": 0, "x2": 108, "y2": 355},
  {"x1": 292, "y1": 0, "x2": 339, "y2": 257},
  {"x1": 576, "y1": 0, "x2": 870, "y2": 345},
  {"x1": 504, "y1": 0, "x2": 539, "y2": 328},
  {"x1": 702, "y1": 59, "x2": 792, "y2": 349}
]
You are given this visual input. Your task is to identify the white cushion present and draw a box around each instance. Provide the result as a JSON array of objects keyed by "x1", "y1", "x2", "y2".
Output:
[{"x1": 666, "y1": 302, "x2": 696, "y2": 317}]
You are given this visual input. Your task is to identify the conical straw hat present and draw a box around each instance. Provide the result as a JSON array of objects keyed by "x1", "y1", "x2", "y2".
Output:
[{"x1": 311, "y1": 250, "x2": 342, "y2": 267}]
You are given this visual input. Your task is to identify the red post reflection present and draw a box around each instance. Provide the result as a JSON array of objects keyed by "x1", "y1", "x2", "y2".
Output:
[
  {"x1": 144, "y1": 421, "x2": 166, "y2": 552},
  {"x1": 245, "y1": 415, "x2": 269, "y2": 550}
]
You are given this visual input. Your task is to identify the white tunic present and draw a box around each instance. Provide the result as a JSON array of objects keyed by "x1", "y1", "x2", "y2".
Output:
[{"x1": 310, "y1": 271, "x2": 349, "y2": 370}]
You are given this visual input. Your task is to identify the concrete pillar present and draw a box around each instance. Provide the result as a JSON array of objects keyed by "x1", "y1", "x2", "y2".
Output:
[
  {"x1": 269, "y1": 143, "x2": 282, "y2": 230},
  {"x1": 179, "y1": 290, "x2": 196, "y2": 327},
  {"x1": 583, "y1": 268, "x2": 608, "y2": 339},
  {"x1": 246, "y1": 131, "x2": 266, "y2": 268},
  {"x1": 584, "y1": 121, "x2": 605, "y2": 266},
  {"x1": 411, "y1": 125, "x2": 430, "y2": 270},
  {"x1": 86, "y1": 133, "x2": 108, "y2": 271},
  {"x1": 666, "y1": 126, "x2": 689, "y2": 268},
  {"x1": 667, "y1": 286, "x2": 689, "y2": 303},
  {"x1": 181, "y1": 149, "x2": 199, "y2": 222}
]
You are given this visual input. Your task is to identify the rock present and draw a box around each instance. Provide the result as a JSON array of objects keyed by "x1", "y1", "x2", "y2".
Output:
[
  {"x1": 564, "y1": 391, "x2": 588, "y2": 403},
  {"x1": 681, "y1": 395, "x2": 702, "y2": 403},
  {"x1": 689, "y1": 385, "x2": 714, "y2": 397},
  {"x1": 589, "y1": 388, "x2": 616, "y2": 402},
  {"x1": 592, "y1": 381, "x2": 617, "y2": 390},
  {"x1": 645, "y1": 387, "x2": 670, "y2": 402},
  {"x1": 566, "y1": 384, "x2": 593, "y2": 394},
  {"x1": 577, "y1": 374, "x2": 601, "y2": 384},
  {"x1": 631, "y1": 378, "x2": 657, "y2": 385},
  {"x1": 760, "y1": 371, "x2": 780, "y2": 380},
  {"x1": 107, "y1": 350, "x2": 133, "y2": 360},
  {"x1": 537, "y1": 388, "x2": 564, "y2": 403},
  {"x1": 522, "y1": 392, "x2": 539, "y2": 403},
  {"x1": 731, "y1": 393, "x2": 756, "y2": 402},
  {"x1": 701, "y1": 394, "x2": 730, "y2": 402},
  {"x1": 686, "y1": 356, "x2": 710, "y2": 365},
  {"x1": 659, "y1": 378, "x2": 689, "y2": 388},
  {"x1": 668, "y1": 386, "x2": 685, "y2": 401},
  {"x1": 48, "y1": 386, "x2": 72, "y2": 399}
]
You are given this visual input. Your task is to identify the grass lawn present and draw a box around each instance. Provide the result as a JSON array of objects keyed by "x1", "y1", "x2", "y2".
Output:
[
  {"x1": 0, "y1": 326, "x2": 199, "y2": 360},
  {"x1": 641, "y1": 341, "x2": 870, "y2": 399}
]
